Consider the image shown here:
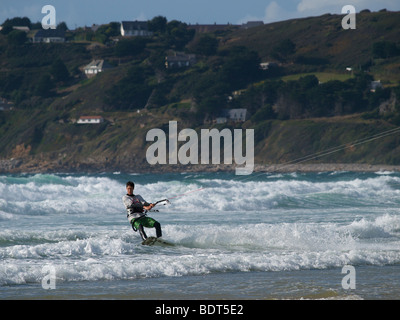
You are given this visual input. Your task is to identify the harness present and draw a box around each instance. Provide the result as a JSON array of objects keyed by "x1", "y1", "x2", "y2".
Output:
[{"x1": 126, "y1": 197, "x2": 170, "y2": 232}]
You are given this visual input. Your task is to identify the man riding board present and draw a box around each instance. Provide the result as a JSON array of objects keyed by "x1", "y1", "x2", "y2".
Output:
[{"x1": 122, "y1": 181, "x2": 162, "y2": 241}]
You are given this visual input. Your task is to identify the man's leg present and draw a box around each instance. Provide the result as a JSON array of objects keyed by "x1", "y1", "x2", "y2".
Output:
[
  {"x1": 142, "y1": 217, "x2": 162, "y2": 238},
  {"x1": 132, "y1": 218, "x2": 148, "y2": 240},
  {"x1": 154, "y1": 221, "x2": 162, "y2": 238},
  {"x1": 138, "y1": 224, "x2": 148, "y2": 241}
]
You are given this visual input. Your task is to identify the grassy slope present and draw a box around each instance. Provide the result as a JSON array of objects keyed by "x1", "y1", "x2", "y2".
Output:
[
  {"x1": 1, "y1": 11, "x2": 400, "y2": 172},
  {"x1": 221, "y1": 11, "x2": 400, "y2": 83}
]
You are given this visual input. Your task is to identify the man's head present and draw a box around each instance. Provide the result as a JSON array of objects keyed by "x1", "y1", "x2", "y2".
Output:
[{"x1": 126, "y1": 181, "x2": 134, "y2": 195}]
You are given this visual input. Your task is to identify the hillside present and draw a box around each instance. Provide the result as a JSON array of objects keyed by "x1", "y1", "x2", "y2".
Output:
[
  {"x1": 1, "y1": 11, "x2": 400, "y2": 173},
  {"x1": 221, "y1": 10, "x2": 400, "y2": 81}
]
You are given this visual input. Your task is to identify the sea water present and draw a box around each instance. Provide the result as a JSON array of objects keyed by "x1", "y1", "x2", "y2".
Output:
[{"x1": 0, "y1": 171, "x2": 400, "y2": 299}]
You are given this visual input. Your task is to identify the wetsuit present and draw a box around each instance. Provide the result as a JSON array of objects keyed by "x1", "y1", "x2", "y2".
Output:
[{"x1": 122, "y1": 193, "x2": 162, "y2": 240}]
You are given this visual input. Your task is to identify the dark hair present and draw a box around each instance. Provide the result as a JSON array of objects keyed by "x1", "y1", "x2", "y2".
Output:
[{"x1": 126, "y1": 181, "x2": 135, "y2": 188}]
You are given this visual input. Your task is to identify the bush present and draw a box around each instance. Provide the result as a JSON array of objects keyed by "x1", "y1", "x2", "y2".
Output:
[
  {"x1": 115, "y1": 37, "x2": 148, "y2": 57},
  {"x1": 7, "y1": 30, "x2": 27, "y2": 46},
  {"x1": 372, "y1": 41, "x2": 400, "y2": 59},
  {"x1": 105, "y1": 64, "x2": 154, "y2": 110}
]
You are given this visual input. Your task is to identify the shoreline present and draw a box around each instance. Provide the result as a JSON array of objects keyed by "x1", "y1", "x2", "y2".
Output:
[
  {"x1": 254, "y1": 163, "x2": 400, "y2": 173},
  {"x1": 1, "y1": 157, "x2": 400, "y2": 174}
]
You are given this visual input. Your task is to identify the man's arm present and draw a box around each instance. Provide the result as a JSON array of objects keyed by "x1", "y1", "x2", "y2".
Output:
[
  {"x1": 136, "y1": 195, "x2": 154, "y2": 210},
  {"x1": 143, "y1": 203, "x2": 155, "y2": 210}
]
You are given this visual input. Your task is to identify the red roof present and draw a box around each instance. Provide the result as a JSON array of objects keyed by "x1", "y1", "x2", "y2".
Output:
[{"x1": 79, "y1": 116, "x2": 103, "y2": 119}]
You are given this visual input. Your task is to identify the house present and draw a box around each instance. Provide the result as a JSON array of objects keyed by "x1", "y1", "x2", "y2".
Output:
[
  {"x1": 165, "y1": 52, "x2": 197, "y2": 69},
  {"x1": 0, "y1": 25, "x2": 30, "y2": 32},
  {"x1": 228, "y1": 108, "x2": 248, "y2": 122},
  {"x1": 33, "y1": 29, "x2": 65, "y2": 43},
  {"x1": 77, "y1": 116, "x2": 104, "y2": 124},
  {"x1": 216, "y1": 109, "x2": 248, "y2": 123},
  {"x1": 120, "y1": 21, "x2": 152, "y2": 37},
  {"x1": 260, "y1": 62, "x2": 278, "y2": 70},
  {"x1": 83, "y1": 60, "x2": 112, "y2": 78},
  {"x1": 0, "y1": 97, "x2": 13, "y2": 111},
  {"x1": 12, "y1": 26, "x2": 30, "y2": 33},
  {"x1": 241, "y1": 21, "x2": 264, "y2": 29},
  {"x1": 370, "y1": 80, "x2": 383, "y2": 92}
]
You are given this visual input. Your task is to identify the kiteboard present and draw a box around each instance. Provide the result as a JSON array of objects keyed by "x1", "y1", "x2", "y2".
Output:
[{"x1": 142, "y1": 236, "x2": 174, "y2": 247}]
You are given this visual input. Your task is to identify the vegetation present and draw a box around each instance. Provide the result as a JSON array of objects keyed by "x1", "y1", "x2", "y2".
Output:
[{"x1": 1, "y1": 11, "x2": 400, "y2": 171}]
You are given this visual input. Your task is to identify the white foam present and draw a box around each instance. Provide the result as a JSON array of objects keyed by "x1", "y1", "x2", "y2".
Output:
[
  {"x1": 1, "y1": 173, "x2": 400, "y2": 286},
  {"x1": 2, "y1": 173, "x2": 400, "y2": 216}
]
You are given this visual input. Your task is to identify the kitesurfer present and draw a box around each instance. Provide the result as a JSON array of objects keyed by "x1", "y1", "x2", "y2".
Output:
[{"x1": 122, "y1": 181, "x2": 162, "y2": 240}]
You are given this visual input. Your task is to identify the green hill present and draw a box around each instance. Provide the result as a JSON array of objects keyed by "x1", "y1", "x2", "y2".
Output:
[
  {"x1": 1, "y1": 11, "x2": 400, "y2": 173},
  {"x1": 221, "y1": 10, "x2": 400, "y2": 83}
]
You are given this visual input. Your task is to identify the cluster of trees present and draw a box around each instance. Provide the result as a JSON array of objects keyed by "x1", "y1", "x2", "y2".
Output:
[
  {"x1": 1, "y1": 14, "x2": 399, "y2": 125},
  {"x1": 191, "y1": 46, "x2": 263, "y2": 118},
  {"x1": 1, "y1": 17, "x2": 69, "y2": 46},
  {"x1": 104, "y1": 64, "x2": 154, "y2": 110},
  {"x1": 0, "y1": 57, "x2": 71, "y2": 103},
  {"x1": 148, "y1": 16, "x2": 195, "y2": 50},
  {"x1": 233, "y1": 73, "x2": 397, "y2": 122},
  {"x1": 73, "y1": 22, "x2": 120, "y2": 44},
  {"x1": 104, "y1": 42, "x2": 265, "y2": 113},
  {"x1": 0, "y1": 17, "x2": 37, "y2": 33},
  {"x1": 0, "y1": 25, "x2": 89, "y2": 106},
  {"x1": 372, "y1": 41, "x2": 400, "y2": 59}
]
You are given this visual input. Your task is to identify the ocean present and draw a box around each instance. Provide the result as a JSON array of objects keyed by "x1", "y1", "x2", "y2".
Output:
[{"x1": 1, "y1": 170, "x2": 400, "y2": 300}]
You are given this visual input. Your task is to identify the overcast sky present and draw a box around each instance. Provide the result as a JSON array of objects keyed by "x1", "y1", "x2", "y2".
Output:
[{"x1": 1, "y1": 0, "x2": 399, "y2": 28}]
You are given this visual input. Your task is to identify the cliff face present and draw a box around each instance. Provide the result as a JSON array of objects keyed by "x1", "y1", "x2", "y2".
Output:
[{"x1": 1, "y1": 111, "x2": 399, "y2": 174}]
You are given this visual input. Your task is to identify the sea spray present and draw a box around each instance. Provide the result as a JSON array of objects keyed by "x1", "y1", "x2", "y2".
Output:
[{"x1": 0, "y1": 171, "x2": 400, "y2": 294}]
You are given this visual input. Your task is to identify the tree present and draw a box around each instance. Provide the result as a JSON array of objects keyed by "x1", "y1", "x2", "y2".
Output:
[
  {"x1": 50, "y1": 58, "x2": 70, "y2": 83},
  {"x1": 1, "y1": 17, "x2": 31, "y2": 34},
  {"x1": 373, "y1": 41, "x2": 400, "y2": 59},
  {"x1": 115, "y1": 37, "x2": 148, "y2": 57},
  {"x1": 57, "y1": 22, "x2": 68, "y2": 31},
  {"x1": 298, "y1": 75, "x2": 319, "y2": 90},
  {"x1": 95, "y1": 22, "x2": 120, "y2": 43},
  {"x1": 190, "y1": 34, "x2": 218, "y2": 56},
  {"x1": 219, "y1": 46, "x2": 261, "y2": 90},
  {"x1": 105, "y1": 65, "x2": 154, "y2": 110},
  {"x1": 148, "y1": 16, "x2": 167, "y2": 33},
  {"x1": 35, "y1": 74, "x2": 54, "y2": 97},
  {"x1": 7, "y1": 30, "x2": 27, "y2": 45},
  {"x1": 272, "y1": 39, "x2": 296, "y2": 61},
  {"x1": 165, "y1": 20, "x2": 195, "y2": 50}
]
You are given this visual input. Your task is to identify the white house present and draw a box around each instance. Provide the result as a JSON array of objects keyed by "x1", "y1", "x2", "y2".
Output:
[
  {"x1": 260, "y1": 62, "x2": 278, "y2": 70},
  {"x1": 120, "y1": 21, "x2": 152, "y2": 37},
  {"x1": 83, "y1": 60, "x2": 112, "y2": 78},
  {"x1": 165, "y1": 52, "x2": 197, "y2": 69},
  {"x1": 33, "y1": 29, "x2": 65, "y2": 43},
  {"x1": 228, "y1": 109, "x2": 248, "y2": 122},
  {"x1": 0, "y1": 97, "x2": 13, "y2": 111},
  {"x1": 216, "y1": 109, "x2": 248, "y2": 123},
  {"x1": 370, "y1": 80, "x2": 383, "y2": 92},
  {"x1": 12, "y1": 26, "x2": 30, "y2": 33},
  {"x1": 77, "y1": 116, "x2": 104, "y2": 124}
]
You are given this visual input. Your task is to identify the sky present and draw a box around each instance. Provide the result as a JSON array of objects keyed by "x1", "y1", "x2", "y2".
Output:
[{"x1": 1, "y1": 0, "x2": 400, "y2": 28}]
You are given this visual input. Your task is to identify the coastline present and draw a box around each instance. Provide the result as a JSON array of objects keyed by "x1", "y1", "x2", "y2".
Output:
[
  {"x1": 254, "y1": 163, "x2": 400, "y2": 173},
  {"x1": 1, "y1": 157, "x2": 400, "y2": 174}
]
